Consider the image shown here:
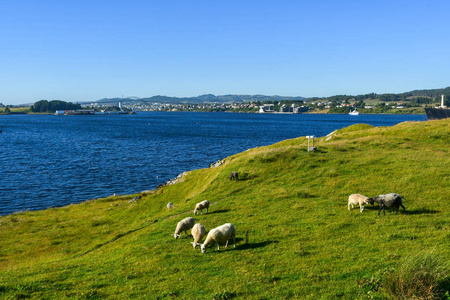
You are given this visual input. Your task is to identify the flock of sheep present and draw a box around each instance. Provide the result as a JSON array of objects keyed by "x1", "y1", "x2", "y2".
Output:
[
  {"x1": 169, "y1": 171, "x2": 406, "y2": 255},
  {"x1": 172, "y1": 201, "x2": 236, "y2": 254},
  {"x1": 348, "y1": 193, "x2": 406, "y2": 215},
  {"x1": 171, "y1": 172, "x2": 239, "y2": 254}
]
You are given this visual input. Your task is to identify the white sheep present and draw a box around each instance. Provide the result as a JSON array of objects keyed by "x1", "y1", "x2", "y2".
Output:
[
  {"x1": 200, "y1": 223, "x2": 236, "y2": 254},
  {"x1": 190, "y1": 223, "x2": 206, "y2": 248},
  {"x1": 167, "y1": 202, "x2": 174, "y2": 210},
  {"x1": 193, "y1": 200, "x2": 210, "y2": 215},
  {"x1": 173, "y1": 217, "x2": 195, "y2": 239},
  {"x1": 348, "y1": 194, "x2": 369, "y2": 213}
]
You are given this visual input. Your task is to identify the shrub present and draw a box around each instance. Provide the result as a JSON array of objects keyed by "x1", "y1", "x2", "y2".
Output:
[{"x1": 383, "y1": 252, "x2": 450, "y2": 299}]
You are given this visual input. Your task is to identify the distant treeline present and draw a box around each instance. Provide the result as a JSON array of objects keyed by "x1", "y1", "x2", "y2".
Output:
[
  {"x1": 305, "y1": 87, "x2": 450, "y2": 103},
  {"x1": 31, "y1": 100, "x2": 81, "y2": 113}
]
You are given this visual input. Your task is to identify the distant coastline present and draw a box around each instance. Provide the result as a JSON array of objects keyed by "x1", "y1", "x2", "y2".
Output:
[
  {"x1": 0, "y1": 108, "x2": 427, "y2": 115},
  {"x1": 2, "y1": 87, "x2": 448, "y2": 115}
]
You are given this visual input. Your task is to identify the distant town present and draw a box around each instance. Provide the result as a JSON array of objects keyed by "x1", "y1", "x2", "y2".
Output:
[{"x1": 1, "y1": 87, "x2": 449, "y2": 115}]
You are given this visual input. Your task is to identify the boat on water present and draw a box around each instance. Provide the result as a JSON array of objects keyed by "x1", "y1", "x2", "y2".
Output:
[
  {"x1": 424, "y1": 95, "x2": 450, "y2": 120},
  {"x1": 349, "y1": 109, "x2": 360, "y2": 115}
]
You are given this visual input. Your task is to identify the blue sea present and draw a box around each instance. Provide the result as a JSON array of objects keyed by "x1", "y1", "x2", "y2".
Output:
[{"x1": 0, "y1": 112, "x2": 427, "y2": 216}]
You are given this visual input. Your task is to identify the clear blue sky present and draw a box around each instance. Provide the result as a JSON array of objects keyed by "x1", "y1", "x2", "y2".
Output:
[{"x1": 1, "y1": 0, "x2": 449, "y2": 105}]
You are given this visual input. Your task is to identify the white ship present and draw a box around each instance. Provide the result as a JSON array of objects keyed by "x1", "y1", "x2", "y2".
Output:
[{"x1": 349, "y1": 109, "x2": 360, "y2": 115}]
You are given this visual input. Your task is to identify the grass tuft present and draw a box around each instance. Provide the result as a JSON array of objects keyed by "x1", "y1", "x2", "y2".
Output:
[{"x1": 383, "y1": 252, "x2": 450, "y2": 299}]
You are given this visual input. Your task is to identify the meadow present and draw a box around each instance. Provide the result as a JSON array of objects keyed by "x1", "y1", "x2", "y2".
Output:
[{"x1": 1, "y1": 119, "x2": 449, "y2": 299}]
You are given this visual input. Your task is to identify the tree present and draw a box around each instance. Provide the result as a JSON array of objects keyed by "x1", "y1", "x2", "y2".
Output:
[
  {"x1": 4, "y1": 106, "x2": 11, "y2": 114},
  {"x1": 355, "y1": 100, "x2": 365, "y2": 108},
  {"x1": 31, "y1": 100, "x2": 81, "y2": 112}
]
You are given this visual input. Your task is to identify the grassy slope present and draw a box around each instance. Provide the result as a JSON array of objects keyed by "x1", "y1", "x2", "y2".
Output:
[
  {"x1": 0, "y1": 107, "x2": 31, "y2": 114},
  {"x1": 1, "y1": 119, "x2": 449, "y2": 299}
]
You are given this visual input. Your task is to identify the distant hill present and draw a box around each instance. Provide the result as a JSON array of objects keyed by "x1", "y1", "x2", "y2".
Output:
[
  {"x1": 399, "y1": 86, "x2": 450, "y2": 97},
  {"x1": 306, "y1": 87, "x2": 450, "y2": 102},
  {"x1": 94, "y1": 94, "x2": 305, "y2": 104},
  {"x1": 92, "y1": 87, "x2": 450, "y2": 105}
]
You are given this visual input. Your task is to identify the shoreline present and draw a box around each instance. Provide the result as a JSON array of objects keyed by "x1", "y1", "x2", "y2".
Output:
[
  {"x1": 0, "y1": 113, "x2": 427, "y2": 217},
  {"x1": 1, "y1": 109, "x2": 428, "y2": 116}
]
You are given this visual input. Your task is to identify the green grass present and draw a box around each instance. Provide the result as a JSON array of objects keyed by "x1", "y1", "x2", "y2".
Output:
[
  {"x1": 383, "y1": 252, "x2": 450, "y2": 299},
  {"x1": 1, "y1": 119, "x2": 449, "y2": 299},
  {"x1": 0, "y1": 107, "x2": 31, "y2": 114}
]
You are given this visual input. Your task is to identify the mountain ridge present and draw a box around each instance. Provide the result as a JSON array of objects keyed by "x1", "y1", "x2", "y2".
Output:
[
  {"x1": 92, "y1": 86, "x2": 450, "y2": 105},
  {"x1": 94, "y1": 94, "x2": 306, "y2": 104}
]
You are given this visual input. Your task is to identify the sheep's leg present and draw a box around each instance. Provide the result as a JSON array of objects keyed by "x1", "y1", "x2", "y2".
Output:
[
  {"x1": 225, "y1": 239, "x2": 229, "y2": 248},
  {"x1": 233, "y1": 236, "x2": 236, "y2": 247},
  {"x1": 348, "y1": 203, "x2": 351, "y2": 210},
  {"x1": 401, "y1": 204, "x2": 406, "y2": 212},
  {"x1": 360, "y1": 205, "x2": 364, "y2": 213},
  {"x1": 206, "y1": 208, "x2": 208, "y2": 214}
]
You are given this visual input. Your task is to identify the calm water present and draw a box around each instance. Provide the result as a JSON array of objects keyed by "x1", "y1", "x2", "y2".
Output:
[{"x1": 0, "y1": 112, "x2": 426, "y2": 216}]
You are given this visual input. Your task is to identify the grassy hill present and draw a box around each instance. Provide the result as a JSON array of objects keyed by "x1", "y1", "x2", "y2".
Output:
[{"x1": 1, "y1": 119, "x2": 449, "y2": 299}]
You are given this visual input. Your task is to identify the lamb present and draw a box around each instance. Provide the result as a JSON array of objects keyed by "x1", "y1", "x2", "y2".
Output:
[
  {"x1": 348, "y1": 194, "x2": 370, "y2": 213},
  {"x1": 200, "y1": 223, "x2": 236, "y2": 254},
  {"x1": 167, "y1": 202, "x2": 174, "y2": 210},
  {"x1": 229, "y1": 171, "x2": 239, "y2": 181},
  {"x1": 190, "y1": 223, "x2": 206, "y2": 248},
  {"x1": 368, "y1": 193, "x2": 406, "y2": 216},
  {"x1": 173, "y1": 217, "x2": 195, "y2": 239},
  {"x1": 193, "y1": 200, "x2": 210, "y2": 215}
]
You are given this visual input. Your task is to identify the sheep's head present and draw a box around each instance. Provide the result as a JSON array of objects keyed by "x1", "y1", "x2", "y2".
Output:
[
  {"x1": 193, "y1": 209, "x2": 199, "y2": 215},
  {"x1": 368, "y1": 197, "x2": 376, "y2": 205},
  {"x1": 200, "y1": 244, "x2": 206, "y2": 254},
  {"x1": 191, "y1": 242, "x2": 199, "y2": 249},
  {"x1": 174, "y1": 233, "x2": 181, "y2": 239}
]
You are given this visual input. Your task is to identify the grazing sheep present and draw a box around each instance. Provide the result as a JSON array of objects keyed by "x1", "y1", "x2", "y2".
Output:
[
  {"x1": 200, "y1": 223, "x2": 236, "y2": 254},
  {"x1": 190, "y1": 223, "x2": 206, "y2": 248},
  {"x1": 348, "y1": 194, "x2": 370, "y2": 213},
  {"x1": 174, "y1": 217, "x2": 195, "y2": 239},
  {"x1": 229, "y1": 171, "x2": 239, "y2": 181},
  {"x1": 167, "y1": 202, "x2": 174, "y2": 210},
  {"x1": 193, "y1": 200, "x2": 210, "y2": 215},
  {"x1": 368, "y1": 193, "x2": 406, "y2": 216}
]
